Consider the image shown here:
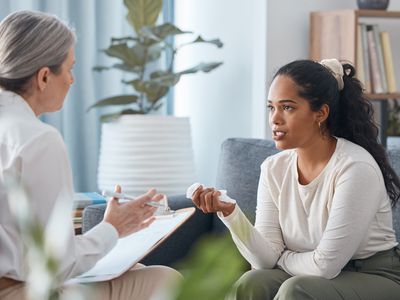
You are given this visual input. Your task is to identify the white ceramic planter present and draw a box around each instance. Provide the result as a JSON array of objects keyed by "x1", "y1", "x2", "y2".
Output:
[{"x1": 97, "y1": 115, "x2": 196, "y2": 196}]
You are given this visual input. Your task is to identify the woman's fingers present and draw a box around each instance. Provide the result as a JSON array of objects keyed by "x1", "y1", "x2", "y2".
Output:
[
  {"x1": 198, "y1": 188, "x2": 212, "y2": 213},
  {"x1": 192, "y1": 186, "x2": 226, "y2": 214},
  {"x1": 212, "y1": 189, "x2": 222, "y2": 211},
  {"x1": 204, "y1": 191, "x2": 214, "y2": 212},
  {"x1": 191, "y1": 186, "x2": 204, "y2": 207}
]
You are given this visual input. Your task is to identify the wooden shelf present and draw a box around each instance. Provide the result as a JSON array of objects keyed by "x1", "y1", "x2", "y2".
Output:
[
  {"x1": 367, "y1": 93, "x2": 400, "y2": 100},
  {"x1": 356, "y1": 10, "x2": 400, "y2": 18}
]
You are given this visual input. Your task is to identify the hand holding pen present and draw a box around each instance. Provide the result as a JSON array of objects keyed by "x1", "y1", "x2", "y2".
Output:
[
  {"x1": 102, "y1": 190, "x2": 165, "y2": 208},
  {"x1": 102, "y1": 185, "x2": 165, "y2": 238}
]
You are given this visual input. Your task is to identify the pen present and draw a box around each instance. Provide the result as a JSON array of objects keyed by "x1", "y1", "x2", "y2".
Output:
[{"x1": 101, "y1": 190, "x2": 164, "y2": 208}]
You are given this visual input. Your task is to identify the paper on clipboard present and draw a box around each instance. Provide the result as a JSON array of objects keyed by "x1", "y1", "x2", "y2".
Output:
[{"x1": 67, "y1": 207, "x2": 195, "y2": 284}]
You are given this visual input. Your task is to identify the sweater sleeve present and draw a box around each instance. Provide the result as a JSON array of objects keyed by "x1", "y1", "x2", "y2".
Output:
[
  {"x1": 276, "y1": 162, "x2": 383, "y2": 279},
  {"x1": 218, "y1": 160, "x2": 285, "y2": 269}
]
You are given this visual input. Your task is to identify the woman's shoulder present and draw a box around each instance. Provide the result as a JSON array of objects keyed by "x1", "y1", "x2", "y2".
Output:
[
  {"x1": 338, "y1": 138, "x2": 376, "y2": 162},
  {"x1": 336, "y1": 138, "x2": 381, "y2": 173},
  {"x1": 0, "y1": 111, "x2": 62, "y2": 153},
  {"x1": 261, "y1": 148, "x2": 295, "y2": 170}
]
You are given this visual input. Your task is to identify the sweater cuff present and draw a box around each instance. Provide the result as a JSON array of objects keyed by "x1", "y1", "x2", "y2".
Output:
[
  {"x1": 83, "y1": 221, "x2": 118, "y2": 253},
  {"x1": 217, "y1": 204, "x2": 242, "y2": 227}
]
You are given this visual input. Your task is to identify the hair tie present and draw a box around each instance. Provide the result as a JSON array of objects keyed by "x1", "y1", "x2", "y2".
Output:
[{"x1": 319, "y1": 58, "x2": 344, "y2": 91}]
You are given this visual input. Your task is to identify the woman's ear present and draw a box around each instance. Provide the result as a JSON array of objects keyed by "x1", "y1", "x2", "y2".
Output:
[
  {"x1": 317, "y1": 104, "x2": 330, "y2": 124},
  {"x1": 36, "y1": 67, "x2": 51, "y2": 91}
]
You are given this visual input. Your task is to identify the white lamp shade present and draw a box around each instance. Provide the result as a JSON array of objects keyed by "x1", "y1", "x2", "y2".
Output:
[{"x1": 97, "y1": 115, "x2": 196, "y2": 196}]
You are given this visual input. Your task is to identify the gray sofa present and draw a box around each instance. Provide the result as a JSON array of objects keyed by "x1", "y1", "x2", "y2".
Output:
[{"x1": 82, "y1": 138, "x2": 400, "y2": 266}]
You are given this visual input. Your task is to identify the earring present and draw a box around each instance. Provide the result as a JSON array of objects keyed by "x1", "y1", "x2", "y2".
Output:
[{"x1": 318, "y1": 122, "x2": 324, "y2": 136}]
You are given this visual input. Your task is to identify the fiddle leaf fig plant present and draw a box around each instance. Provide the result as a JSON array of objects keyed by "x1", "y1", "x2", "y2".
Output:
[{"x1": 88, "y1": 0, "x2": 223, "y2": 121}]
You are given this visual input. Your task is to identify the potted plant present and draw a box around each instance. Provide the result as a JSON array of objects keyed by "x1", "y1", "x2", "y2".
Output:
[
  {"x1": 87, "y1": 0, "x2": 223, "y2": 119},
  {"x1": 88, "y1": 0, "x2": 223, "y2": 195},
  {"x1": 387, "y1": 99, "x2": 400, "y2": 148}
]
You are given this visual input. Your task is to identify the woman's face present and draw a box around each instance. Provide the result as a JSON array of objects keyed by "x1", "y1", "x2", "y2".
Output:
[
  {"x1": 267, "y1": 75, "x2": 321, "y2": 150},
  {"x1": 40, "y1": 47, "x2": 75, "y2": 113}
]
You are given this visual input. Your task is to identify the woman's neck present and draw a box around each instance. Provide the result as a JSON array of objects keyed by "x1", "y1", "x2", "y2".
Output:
[{"x1": 296, "y1": 136, "x2": 337, "y2": 185}]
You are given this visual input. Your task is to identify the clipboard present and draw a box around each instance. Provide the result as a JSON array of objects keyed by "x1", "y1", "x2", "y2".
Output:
[{"x1": 67, "y1": 207, "x2": 195, "y2": 284}]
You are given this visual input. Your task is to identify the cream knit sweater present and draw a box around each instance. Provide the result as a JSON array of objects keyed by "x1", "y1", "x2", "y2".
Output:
[{"x1": 219, "y1": 138, "x2": 398, "y2": 279}]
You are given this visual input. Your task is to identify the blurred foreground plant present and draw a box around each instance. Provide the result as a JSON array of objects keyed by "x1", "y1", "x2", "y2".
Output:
[
  {"x1": 172, "y1": 234, "x2": 246, "y2": 300},
  {"x1": 6, "y1": 180, "x2": 84, "y2": 300}
]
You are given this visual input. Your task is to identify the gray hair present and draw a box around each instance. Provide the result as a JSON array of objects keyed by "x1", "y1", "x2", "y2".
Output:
[{"x1": 0, "y1": 10, "x2": 76, "y2": 93}]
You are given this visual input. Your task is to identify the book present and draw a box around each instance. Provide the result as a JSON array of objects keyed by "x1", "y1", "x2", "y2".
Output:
[
  {"x1": 372, "y1": 24, "x2": 388, "y2": 93},
  {"x1": 356, "y1": 24, "x2": 366, "y2": 88},
  {"x1": 380, "y1": 31, "x2": 397, "y2": 93},
  {"x1": 73, "y1": 192, "x2": 107, "y2": 209},
  {"x1": 66, "y1": 207, "x2": 195, "y2": 284},
  {"x1": 366, "y1": 24, "x2": 384, "y2": 93},
  {"x1": 72, "y1": 209, "x2": 84, "y2": 218},
  {"x1": 360, "y1": 23, "x2": 372, "y2": 93}
]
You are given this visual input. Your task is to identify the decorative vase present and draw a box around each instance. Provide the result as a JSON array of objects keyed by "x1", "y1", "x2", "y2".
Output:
[
  {"x1": 357, "y1": 0, "x2": 389, "y2": 10},
  {"x1": 97, "y1": 115, "x2": 196, "y2": 196}
]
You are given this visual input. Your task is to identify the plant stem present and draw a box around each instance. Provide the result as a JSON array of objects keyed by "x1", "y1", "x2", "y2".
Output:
[{"x1": 138, "y1": 37, "x2": 150, "y2": 114}]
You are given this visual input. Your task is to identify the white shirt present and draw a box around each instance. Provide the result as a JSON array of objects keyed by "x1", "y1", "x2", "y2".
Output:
[
  {"x1": 0, "y1": 90, "x2": 118, "y2": 281},
  {"x1": 219, "y1": 138, "x2": 398, "y2": 279}
]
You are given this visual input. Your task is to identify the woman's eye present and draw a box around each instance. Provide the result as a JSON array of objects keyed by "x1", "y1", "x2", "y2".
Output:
[
  {"x1": 283, "y1": 105, "x2": 293, "y2": 111},
  {"x1": 267, "y1": 105, "x2": 275, "y2": 112}
]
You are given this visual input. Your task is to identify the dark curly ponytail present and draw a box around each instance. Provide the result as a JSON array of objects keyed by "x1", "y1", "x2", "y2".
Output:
[{"x1": 274, "y1": 60, "x2": 400, "y2": 207}]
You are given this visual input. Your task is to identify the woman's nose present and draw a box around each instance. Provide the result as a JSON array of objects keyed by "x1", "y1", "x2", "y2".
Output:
[{"x1": 270, "y1": 109, "x2": 282, "y2": 125}]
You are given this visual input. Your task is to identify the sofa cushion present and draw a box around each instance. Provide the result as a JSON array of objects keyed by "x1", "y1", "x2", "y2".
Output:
[{"x1": 213, "y1": 138, "x2": 279, "y2": 232}]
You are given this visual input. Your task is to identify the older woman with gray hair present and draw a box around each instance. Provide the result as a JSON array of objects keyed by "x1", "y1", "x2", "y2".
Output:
[{"x1": 0, "y1": 10, "x2": 180, "y2": 300}]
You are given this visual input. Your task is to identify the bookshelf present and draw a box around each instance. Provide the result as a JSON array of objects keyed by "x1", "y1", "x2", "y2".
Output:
[{"x1": 309, "y1": 9, "x2": 400, "y2": 146}]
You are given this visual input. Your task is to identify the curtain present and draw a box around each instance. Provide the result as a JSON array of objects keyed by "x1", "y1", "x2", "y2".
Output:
[{"x1": 0, "y1": 0, "x2": 138, "y2": 192}]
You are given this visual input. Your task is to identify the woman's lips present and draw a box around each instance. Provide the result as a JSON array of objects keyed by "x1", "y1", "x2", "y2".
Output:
[{"x1": 273, "y1": 130, "x2": 286, "y2": 140}]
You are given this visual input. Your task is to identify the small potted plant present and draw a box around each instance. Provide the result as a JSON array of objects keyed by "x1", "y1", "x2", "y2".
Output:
[{"x1": 88, "y1": 0, "x2": 223, "y2": 195}]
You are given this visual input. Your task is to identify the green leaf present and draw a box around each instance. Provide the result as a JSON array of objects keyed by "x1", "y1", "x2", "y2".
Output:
[
  {"x1": 104, "y1": 43, "x2": 146, "y2": 67},
  {"x1": 183, "y1": 35, "x2": 224, "y2": 48},
  {"x1": 111, "y1": 36, "x2": 139, "y2": 44},
  {"x1": 150, "y1": 70, "x2": 181, "y2": 86},
  {"x1": 111, "y1": 63, "x2": 142, "y2": 73},
  {"x1": 141, "y1": 23, "x2": 191, "y2": 41},
  {"x1": 128, "y1": 79, "x2": 169, "y2": 103},
  {"x1": 93, "y1": 64, "x2": 141, "y2": 73},
  {"x1": 123, "y1": 0, "x2": 163, "y2": 34},
  {"x1": 179, "y1": 62, "x2": 223, "y2": 75},
  {"x1": 93, "y1": 66, "x2": 111, "y2": 72},
  {"x1": 100, "y1": 108, "x2": 144, "y2": 122},
  {"x1": 86, "y1": 95, "x2": 139, "y2": 112}
]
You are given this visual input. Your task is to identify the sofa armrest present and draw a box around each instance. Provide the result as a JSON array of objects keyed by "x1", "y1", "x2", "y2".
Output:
[
  {"x1": 82, "y1": 194, "x2": 214, "y2": 267},
  {"x1": 82, "y1": 204, "x2": 106, "y2": 233}
]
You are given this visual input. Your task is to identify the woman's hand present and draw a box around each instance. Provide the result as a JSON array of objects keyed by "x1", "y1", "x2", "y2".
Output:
[
  {"x1": 192, "y1": 186, "x2": 235, "y2": 217},
  {"x1": 103, "y1": 185, "x2": 164, "y2": 238}
]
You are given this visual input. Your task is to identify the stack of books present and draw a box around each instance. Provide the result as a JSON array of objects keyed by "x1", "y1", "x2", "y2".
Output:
[{"x1": 357, "y1": 23, "x2": 397, "y2": 94}]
